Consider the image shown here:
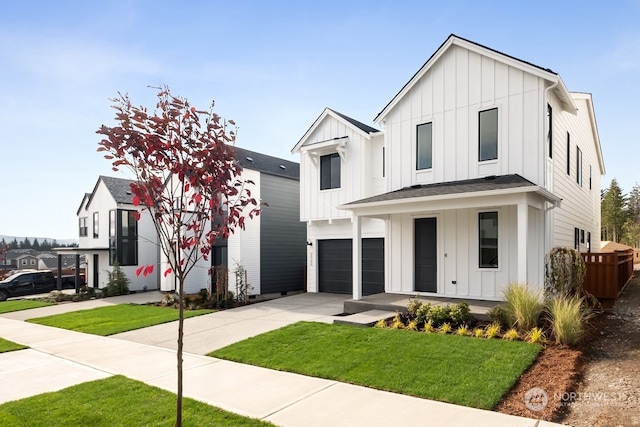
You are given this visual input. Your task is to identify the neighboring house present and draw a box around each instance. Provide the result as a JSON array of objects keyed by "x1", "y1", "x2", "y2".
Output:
[
  {"x1": 75, "y1": 176, "x2": 159, "y2": 291},
  {"x1": 292, "y1": 34, "x2": 604, "y2": 301},
  {"x1": 160, "y1": 147, "x2": 306, "y2": 297}
]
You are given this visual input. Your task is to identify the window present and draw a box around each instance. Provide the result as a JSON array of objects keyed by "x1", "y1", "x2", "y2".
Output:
[
  {"x1": 21, "y1": 259, "x2": 27, "y2": 265},
  {"x1": 320, "y1": 153, "x2": 341, "y2": 190},
  {"x1": 109, "y1": 209, "x2": 138, "y2": 266},
  {"x1": 479, "y1": 212, "x2": 498, "y2": 268},
  {"x1": 589, "y1": 165, "x2": 592, "y2": 190},
  {"x1": 382, "y1": 147, "x2": 385, "y2": 178},
  {"x1": 566, "y1": 133, "x2": 571, "y2": 175},
  {"x1": 587, "y1": 232, "x2": 591, "y2": 252},
  {"x1": 79, "y1": 217, "x2": 88, "y2": 237},
  {"x1": 93, "y1": 212, "x2": 99, "y2": 238},
  {"x1": 580, "y1": 229, "x2": 585, "y2": 244},
  {"x1": 547, "y1": 104, "x2": 553, "y2": 158},
  {"x1": 30, "y1": 259, "x2": 35, "y2": 265},
  {"x1": 416, "y1": 122, "x2": 433, "y2": 170},
  {"x1": 574, "y1": 227, "x2": 580, "y2": 250},
  {"x1": 479, "y1": 108, "x2": 498, "y2": 161},
  {"x1": 576, "y1": 147, "x2": 583, "y2": 186}
]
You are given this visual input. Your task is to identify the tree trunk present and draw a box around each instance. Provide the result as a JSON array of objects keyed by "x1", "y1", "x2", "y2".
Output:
[{"x1": 175, "y1": 277, "x2": 184, "y2": 427}]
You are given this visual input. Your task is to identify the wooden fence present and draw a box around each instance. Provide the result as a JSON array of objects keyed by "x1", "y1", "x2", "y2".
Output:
[{"x1": 582, "y1": 249, "x2": 634, "y2": 299}]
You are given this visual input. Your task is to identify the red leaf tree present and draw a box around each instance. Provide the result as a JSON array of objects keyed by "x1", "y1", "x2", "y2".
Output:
[{"x1": 96, "y1": 86, "x2": 260, "y2": 427}]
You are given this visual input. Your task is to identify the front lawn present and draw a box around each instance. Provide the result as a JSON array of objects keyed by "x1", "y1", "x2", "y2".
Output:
[
  {"x1": 209, "y1": 321, "x2": 541, "y2": 409},
  {"x1": 0, "y1": 338, "x2": 27, "y2": 353},
  {"x1": 26, "y1": 304, "x2": 214, "y2": 336},
  {"x1": 0, "y1": 375, "x2": 273, "y2": 427},
  {"x1": 0, "y1": 300, "x2": 53, "y2": 314}
]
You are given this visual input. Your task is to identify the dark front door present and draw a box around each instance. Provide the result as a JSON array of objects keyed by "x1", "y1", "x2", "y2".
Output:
[
  {"x1": 415, "y1": 218, "x2": 437, "y2": 292},
  {"x1": 362, "y1": 238, "x2": 384, "y2": 296}
]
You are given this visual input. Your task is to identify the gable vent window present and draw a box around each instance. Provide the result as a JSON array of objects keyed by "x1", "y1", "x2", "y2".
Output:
[
  {"x1": 320, "y1": 153, "x2": 341, "y2": 190},
  {"x1": 479, "y1": 108, "x2": 498, "y2": 162}
]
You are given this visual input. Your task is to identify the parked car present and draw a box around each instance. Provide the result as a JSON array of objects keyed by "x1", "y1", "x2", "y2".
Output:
[{"x1": 0, "y1": 270, "x2": 84, "y2": 301}]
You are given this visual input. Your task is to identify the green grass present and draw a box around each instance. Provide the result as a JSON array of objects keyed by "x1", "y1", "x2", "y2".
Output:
[
  {"x1": 0, "y1": 338, "x2": 27, "y2": 353},
  {"x1": 0, "y1": 300, "x2": 53, "y2": 314},
  {"x1": 209, "y1": 321, "x2": 541, "y2": 409},
  {"x1": 26, "y1": 304, "x2": 214, "y2": 336},
  {"x1": 0, "y1": 375, "x2": 273, "y2": 426}
]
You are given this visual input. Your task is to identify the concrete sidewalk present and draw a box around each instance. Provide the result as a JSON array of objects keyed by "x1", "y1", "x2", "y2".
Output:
[{"x1": 0, "y1": 294, "x2": 562, "y2": 426}]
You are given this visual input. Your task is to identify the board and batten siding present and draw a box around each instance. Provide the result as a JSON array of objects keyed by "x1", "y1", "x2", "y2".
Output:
[
  {"x1": 260, "y1": 173, "x2": 306, "y2": 294},
  {"x1": 383, "y1": 45, "x2": 545, "y2": 191},
  {"x1": 299, "y1": 116, "x2": 368, "y2": 222},
  {"x1": 548, "y1": 94, "x2": 602, "y2": 251}
]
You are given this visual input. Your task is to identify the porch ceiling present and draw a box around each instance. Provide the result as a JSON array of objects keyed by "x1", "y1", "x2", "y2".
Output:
[{"x1": 339, "y1": 174, "x2": 561, "y2": 216}]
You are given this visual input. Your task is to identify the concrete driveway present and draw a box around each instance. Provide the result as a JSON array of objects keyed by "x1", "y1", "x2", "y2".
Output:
[{"x1": 111, "y1": 292, "x2": 350, "y2": 354}]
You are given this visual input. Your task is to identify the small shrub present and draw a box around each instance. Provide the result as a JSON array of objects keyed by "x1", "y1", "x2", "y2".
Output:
[
  {"x1": 438, "y1": 322, "x2": 452, "y2": 334},
  {"x1": 407, "y1": 296, "x2": 422, "y2": 317},
  {"x1": 104, "y1": 262, "x2": 130, "y2": 297},
  {"x1": 423, "y1": 319, "x2": 434, "y2": 333},
  {"x1": 391, "y1": 312, "x2": 405, "y2": 329},
  {"x1": 374, "y1": 319, "x2": 387, "y2": 329},
  {"x1": 485, "y1": 322, "x2": 501, "y2": 339},
  {"x1": 547, "y1": 295, "x2": 593, "y2": 346},
  {"x1": 415, "y1": 302, "x2": 432, "y2": 324},
  {"x1": 525, "y1": 327, "x2": 546, "y2": 345},
  {"x1": 503, "y1": 283, "x2": 543, "y2": 332},
  {"x1": 450, "y1": 302, "x2": 471, "y2": 325},
  {"x1": 428, "y1": 305, "x2": 450, "y2": 327},
  {"x1": 455, "y1": 325, "x2": 470, "y2": 336},
  {"x1": 487, "y1": 304, "x2": 510, "y2": 330},
  {"x1": 502, "y1": 328, "x2": 519, "y2": 341},
  {"x1": 406, "y1": 319, "x2": 419, "y2": 331},
  {"x1": 473, "y1": 328, "x2": 484, "y2": 338}
]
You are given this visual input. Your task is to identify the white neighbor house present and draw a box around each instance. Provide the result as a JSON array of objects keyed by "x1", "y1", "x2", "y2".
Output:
[
  {"x1": 292, "y1": 34, "x2": 605, "y2": 302},
  {"x1": 76, "y1": 176, "x2": 159, "y2": 291}
]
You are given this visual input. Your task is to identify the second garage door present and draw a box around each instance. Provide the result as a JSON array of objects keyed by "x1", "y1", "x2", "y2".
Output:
[{"x1": 317, "y1": 238, "x2": 384, "y2": 296}]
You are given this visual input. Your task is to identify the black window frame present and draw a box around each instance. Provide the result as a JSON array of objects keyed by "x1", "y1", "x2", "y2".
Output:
[
  {"x1": 79, "y1": 217, "x2": 88, "y2": 237},
  {"x1": 547, "y1": 103, "x2": 553, "y2": 159},
  {"x1": 320, "y1": 153, "x2": 341, "y2": 190},
  {"x1": 416, "y1": 122, "x2": 433, "y2": 170},
  {"x1": 566, "y1": 133, "x2": 571, "y2": 175},
  {"x1": 576, "y1": 146, "x2": 582, "y2": 186},
  {"x1": 93, "y1": 212, "x2": 99, "y2": 239},
  {"x1": 109, "y1": 209, "x2": 138, "y2": 266},
  {"x1": 479, "y1": 211, "x2": 499, "y2": 269},
  {"x1": 479, "y1": 108, "x2": 498, "y2": 162}
]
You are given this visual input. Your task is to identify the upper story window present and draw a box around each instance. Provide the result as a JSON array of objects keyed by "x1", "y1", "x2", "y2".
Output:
[
  {"x1": 566, "y1": 133, "x2": 571, "y2": 175},
  {"x1": 479, "y1": 211, "x2": 498, "y2": 268},
  {"x1": 479, "y1": 108, "x2": 498, "y2": 162},
  {"x1": 109, "y1": 209, "x2": 138, "y2": 266},
  {"x1": 320, "y1": 153, "x2": 341, "y2": 190},
  {"x1": 93, "y1": 212, "x2": 99, "y2": 239},
  {"x1": 547, "y1": 104, "x2": 553, "y2": 159},
  {"x1": 576, "y1": 147, "x2": 583, "y2": 186},
  {"x1": 416, "y1": 122, "x2": 433, "y2": 170},
  {"x1": 79, "y1": 217, "x2": 88, "y2": 237},
  {"x1": 589, "y1": 165, "x2": 592, "y2": 190}
]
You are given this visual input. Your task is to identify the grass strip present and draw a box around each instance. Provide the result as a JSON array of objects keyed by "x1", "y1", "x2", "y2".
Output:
[
  {"x1": 210, "y1": 321, "x2": 541, "y2": 409},
  {"x1": 0, "y1": 300, "x2": 53, "y2": 314},
  {"x1": 0, "y1": 375, "x2": 273, "y2": 426},
  {"x1": 27, "y1": 304, "x2": 214, "y2": 336},
  {"x1": 0, "y1": 338, "x2": 27, "y2": 353}
]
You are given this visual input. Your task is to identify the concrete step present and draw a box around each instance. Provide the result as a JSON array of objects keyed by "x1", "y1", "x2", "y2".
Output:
[{"x1": 333, "y1": 310, "x2": 396, "y2": 327}]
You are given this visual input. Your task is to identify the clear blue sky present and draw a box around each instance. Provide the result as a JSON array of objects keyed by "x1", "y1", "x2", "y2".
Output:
[{"x1": 1, "y1": 0, "x2": 638, "y2": 240}]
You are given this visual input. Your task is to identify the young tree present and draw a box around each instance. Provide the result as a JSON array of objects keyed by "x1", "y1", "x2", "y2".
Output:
[{"x1": 97, "y1": 86, "x2": 260, "y2": 427}]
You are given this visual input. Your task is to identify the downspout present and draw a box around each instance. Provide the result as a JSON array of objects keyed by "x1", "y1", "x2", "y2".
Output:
[{"x1": 543, "y1": 80, "x2": 559, "y2": 255}]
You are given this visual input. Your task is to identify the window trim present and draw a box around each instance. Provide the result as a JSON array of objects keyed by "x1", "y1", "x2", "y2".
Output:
[
  {"x1": 109, "y1": 209, "x2": 138, "y2": 266},
  {"x1": 93, "y1": 212, "x2": 99, "y2": 239},
  {"x1": 576, "y1": 146, "x2": 583, "y2": 186},
  {"x1": 478, "y1": 211, "x2": 499, "y2": 269},
  {"x1": 79, "y1": 217, "x2": 88, "y2": 237},
  {"x1": 416, "y1": 121, "x2": 433, "y2": 170},
  {"x1": 547, "y1": 103, "x2": 553, "y2": 159},
  {"x1": 320, "y1": 153, "x2": 341, "y2": 190},
  {"x1": 566, "y1": 133, "x2": 571, "y2": 175},
  {"x1": 478, "y1": 108, "x2": 499, "y2": 162}
]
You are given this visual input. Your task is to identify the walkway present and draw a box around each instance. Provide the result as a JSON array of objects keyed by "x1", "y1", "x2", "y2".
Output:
[{"x1": 0, "y1": 293, "x2": 562, "y2": 426}]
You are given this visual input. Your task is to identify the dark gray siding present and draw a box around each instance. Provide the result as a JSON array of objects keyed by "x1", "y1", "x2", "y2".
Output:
[{"x1": 260, "y1": 174, "x2": 306, "y2": 293}]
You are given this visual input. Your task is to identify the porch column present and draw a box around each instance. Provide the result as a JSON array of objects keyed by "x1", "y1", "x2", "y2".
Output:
[
  {"x1": 352, "y1": 215, "x2": 362, "y2": 300},
  {"x1": 517, "y1": 201, "x2": 528, "y2": 284}
]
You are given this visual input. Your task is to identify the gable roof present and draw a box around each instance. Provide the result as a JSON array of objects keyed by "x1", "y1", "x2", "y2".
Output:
[
  {"x1": 80, "y1": 176, "x2": 135, "y2": 215},
  {"x1": 375, "y1": 34, "x2": 577, "y2": 123},
  {"x1": 291, "y1": 107, "x2": 380, "y2": 153},
  {"x1": 340, "y1": 174, "x2": 560, "y2": 209},
  {"x1": 571, "y1": 92, "x2": 605, "y2": 175},
  {"x1": 233, "y1": 146, "x2": 300, "y2": 180}
]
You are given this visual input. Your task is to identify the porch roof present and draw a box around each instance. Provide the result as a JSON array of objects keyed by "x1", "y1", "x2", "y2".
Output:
[{"x1": 339, "y1": 174, "x2": 561, "y2": 212}]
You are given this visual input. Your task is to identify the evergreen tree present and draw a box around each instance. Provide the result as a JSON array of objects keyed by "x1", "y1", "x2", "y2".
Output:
[
  {"x1": 622, "y1": 183, "x2": 640, "y2": 247},
  {"x1": 19, "y1": 238, "x2": 32, "y2": 249},
  {"x1": 32, "y1": 238, "x2": 41, "y2": 251},
  {"x1": 601, "y1": 179, "x2": 627, "y2": 242},
  {"x1": 9, "y1": 238, "x2": 18, "y2": 249},
  {"x1": 41, "y1": 239, "x2": 51, "y2": 251}
]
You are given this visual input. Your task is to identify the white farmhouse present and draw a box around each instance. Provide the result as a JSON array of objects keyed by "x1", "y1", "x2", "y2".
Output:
[{"x1": 292, "y1": 34, "x2": 604, "y2": 302}]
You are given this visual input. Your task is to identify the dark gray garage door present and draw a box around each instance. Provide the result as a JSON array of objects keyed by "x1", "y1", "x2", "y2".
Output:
[{"x1": 318, "y1": 238, "x2": 384, "y2": 295}]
